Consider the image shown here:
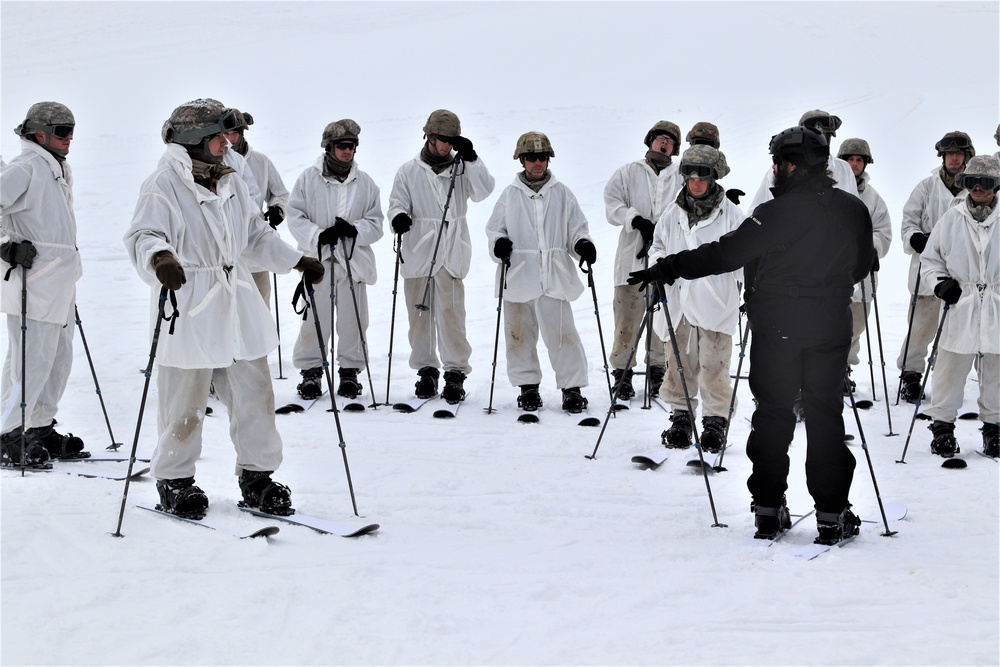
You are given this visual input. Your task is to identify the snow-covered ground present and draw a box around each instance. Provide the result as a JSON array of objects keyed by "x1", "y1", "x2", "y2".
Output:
[{"x1": 2, "y1": 2, "x2": 998, "y2": 665}]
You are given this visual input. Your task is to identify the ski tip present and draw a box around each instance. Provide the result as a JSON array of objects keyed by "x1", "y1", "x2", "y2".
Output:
[
  {"x1": 343, "y1": 403, "x2": 366, "y2": 412},
  {"x1": 517, "y1": 413, "x2": 539, "y2": 424},
  {"x1": 243, "y1": 526, "x2": 281, "y2": 539},
  {"x1": 915, "y1": 413, "x2": 932, "y2": 421},
  {"x1": 432, "y1": 410, "x2": 455, "y2": 419},
  {"x1": 578, "y1": 417, "x2": 600, "y2": 427},
  {"x1": 611, "y1": 404, "x2": 629, "y2": 412},
  {"x1": 686, "y1": 459, "x2": 713, "y2": 473},
  {"x1": 205, "y1": 406, "x2": 214, "y2": 415},
  {"x1": 958, "y1": 411, "x2": 980, "y2": 420},
  {"x1": 844, "y1": 434, "x2": 856, "y2": 441},
  {"x1": 392, "y1": 403, "x2": 416, "y2": 413},
  {"x1": 275, "y1": 404, "x2": 304, "y2": 414},
  {"x1": 941, "y1": 457, "x2": 968, "y2": 469},
  {"x1": 854, "y1": 400, "x2": 873, "y2": 409},
  {"x1": 630, "y1": 455, "x2": 666, "y2": 470}
]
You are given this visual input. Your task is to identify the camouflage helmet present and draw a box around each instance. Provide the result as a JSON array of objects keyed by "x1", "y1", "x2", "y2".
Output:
[
  {"x1": 15, "y1": 101, "x2": 75, "y2": 137},
  {"x1": 423, "y1": 109, "x2": 461, "y2": 138},
  {"x1": 995, "y1": 122, "x2": 1000, "y2": 146},
  {"x1": 643, "y1": 121, "x2": 681, "y2": 154},
  {"x1": 679, "y1": 145, "x2": 730, "y2": 181},
  {"x1": 321, "y1": 119, "x2": 361, "y2": 148},
  {"x1": 162, "y1": 98, "x2": 240, "y2": 146},
  {"x1": 513, "y1": 131, "x2": 555, "y2": 160},
  {"x1": 799, "y1": 109, "x2": 843, "y2": 137},
  {"x1": 956, "y1": 155, "x2": 1000, "y2": 190},
  {"x1": 686, "y1": 122, "x2": 720, "y2": 148},
  {"x1": 934, "y1": 131, "x2": 975, "y2": 159},
  {"x1": 837, "y1": 137, "x2": 874, "y2": 164},
  {"x1": 769, "y1": 126, "x2": 830, "y2": 168},
  {"x1": 229, "y1": 108, "x2": 254, "y2": 132}
]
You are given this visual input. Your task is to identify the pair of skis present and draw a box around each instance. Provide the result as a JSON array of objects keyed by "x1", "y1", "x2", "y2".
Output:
[{"x1": 138, "y1": 504, "x2": 380, "y2": 540}]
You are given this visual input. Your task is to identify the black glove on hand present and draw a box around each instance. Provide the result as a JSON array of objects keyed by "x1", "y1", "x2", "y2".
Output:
[
  {"x1": 574, "y1": 238, "x2": 597, "y2": 265},
  {"x1": 295, "y1": 256, "x2": 325, "y2": 284},
  {"x1": 627, "y1": 256, "x2": 679, "y2": 291},
  {"x1": 934, "y1": 276, "x2": 962, "y2": 305},
  {"x1": 151, "y1": 251, "x2": 186, "y2": 291},
  {"x1": 392, "y1": 212, "x2": 413, "y2": 235},
  {"x1": 317, "y1": 226, "x2": 339, "y2": 246},
  {"x1": 909, "y1": 232, "x2": 929, "y2": 254},
  {"x1": 0, "y1": 240, "x2": 37, "y2": 269},
  {"x1": 331, "y1": 217, "x2": 358, "y2": 239},
  {"x1": 871, "y1": 255, "x2": 880, "y2": 273},
  {"x1": 264, "y1": 205, "x2": 284, "y2": 228},
  {"x1": 631, "y1": 216, "x2": 655, "y2": 259},
  {"x1": 450, "y1": 136, "x2": 477, "y2": 162},
  {"x1": 493, "y1": 237, "x2": 513, "y2": 264},
  {"x1": 725, "y1": 189, "x2": 745, "y2": 206}
]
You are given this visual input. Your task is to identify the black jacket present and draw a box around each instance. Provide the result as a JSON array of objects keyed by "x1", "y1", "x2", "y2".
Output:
[{"x1": 669, "y1": 180, "x2": 874, "y2": 340}]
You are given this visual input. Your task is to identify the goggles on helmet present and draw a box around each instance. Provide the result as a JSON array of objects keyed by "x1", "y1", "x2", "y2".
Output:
[
  {"x1": 23, "y1": 120, "x2": 75, "y2": 139},
  {"x1": 938, "y1": 135, "x2": 971, "y2": 150},
  {"x1": 680, "y1": 163, "x2": 714, "y2": 179},
  {"x1": 171, "y1": 108, "x2": 241, "y2": 144},
  {"x1": 963, "y1": 175, "x2": 998, "y2": 191}
]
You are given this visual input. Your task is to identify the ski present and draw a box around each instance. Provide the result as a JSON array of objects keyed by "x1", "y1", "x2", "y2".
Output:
[
  {"x1": 977, "y1": 450, "x2": 998, "y2": 461},
  {"x1": 59, "y1": 455, "x2": 152, "y2": 464},
  {"x1": 686, "y1": 448, "x2": 726, "y2": 473},
  {"x1": 276, "y1": 390, "x2": 328, "y2": 414},
  {"x1": 392, "y1": 395, "x2": 439, "y2": 414},
  {"x1": 517, "y1": 411, "x2": 540, "y2": 424},
  {"x1": 38, "y1": 464, "x2": 150, "y2": 480},
  {"x1": 631, "y1": 454, "x2": 668, "y2": 470},
  {"x1": 137, "y1": 505, "x2": 279, "y2": 539},
  {"x1": 650, "y1": 397, "x2": 671, "y2": 413},
  {"x1": 792, "y1": 533, "x2": 859, "y2": 560},
  {"x1": 745, "y1": 510, "x2": 817, "y2": 548},
  {"x1": 237, "y1": 505, "x2": 379, "y2": 538},
  {"x1": 433, "y1": 391, "x2": 469, "y2": 419}
]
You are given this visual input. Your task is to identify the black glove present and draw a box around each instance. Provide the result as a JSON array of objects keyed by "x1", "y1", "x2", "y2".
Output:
[
  {"x1": 631, "y1": 216, "x2": 655, "y2": 259},
  {"x1": 294, "y1": 256, "x2": 325, "y2": 284},
  {"x1": 151, "y1": 250, "x2": 186, "y2": 291},
  {"x1": 450, "y1": 136, "x2": 477, "y2": 162},
  {"x1": 0, "y1": 240, "x2": 37, "y2": 269},
  {"x1": 871, "y1": 255, "x2": 880, "y2": 273},
  {"x1": 909, "y1": 232, "x2": 929, "y2": 254},
  {"x1": 726, "y1": 189, "x2": 745, "y2": 206},
  {"x1": 934, "y1": 276, "x2": 961, "y2": 305},
  {"x1": 332, "y1": 217, "x2": 358, "y2": 239},
  {"x1": 574, "y1": 238, "x2": 597, "y2": 265},
  {"x1": 317, "y1": 227, "x2": 339, "y2": 246},
  {"x1": 392, "y1": 212, "x2": 413, "y2": 235},
  {"x1": 493, "y1": 237, "x2": 513, "y2": 264},
  {"x1": 627, "y1": 256, "x2": 679, "y2": 291},
  {"x1": 264, "y1": 205, "x2": 284, "y2": 228}
]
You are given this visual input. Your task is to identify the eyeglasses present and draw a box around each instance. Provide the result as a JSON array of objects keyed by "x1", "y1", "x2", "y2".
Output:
[
  {"x1": 171, "y1": 108, "x2": 241, "y2": 144},
  {"x1": 680, "y1": 164, "x2": 714, "y2": 178},
  {"x1": 963, "y1": 175, "x2": 998, "y2": 191},
  {"x1": 334, "y1": 142, "x2": 357, "y2": 151},
  {"x1": 522, "y1": 153, "x2": 549, "y2": 163},
  {"x1": 938, "y1": 135, "x2": 971, "y2": 150},
  {"x1": 651, "y1": 134, "x2": 674, "y2": 145}
]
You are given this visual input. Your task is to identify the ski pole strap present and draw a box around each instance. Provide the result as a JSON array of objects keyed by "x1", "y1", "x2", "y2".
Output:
[
  {"x1": 159, "y1": 289, "x2": 180, "y2": 335},
  {"x1": 291, "y1": 280, "x2": 311, "y2": 321},
  {"x1": 756, "y1": 283, "x2": 854, "y2": 298}
]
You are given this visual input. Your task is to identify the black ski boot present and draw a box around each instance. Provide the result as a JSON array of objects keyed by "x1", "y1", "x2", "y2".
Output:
[
  {"x1": 611, "y1": 369, "x2": 635, "y2": 400},
  {"x1": 156, "y1": 477, "x2": 209, "y2": 519},
  {"x1": 518, "y1": 384, "x2": 543, "y2": 411},
  {"x1": 238, "y1": 470, "x2": 294, "y2": 516},
  {"x1": 929, "y1": 420, "x2": 959, "y2": 458},
  {"x1": 441, "y1": 370, "x2": 467, "y2": 405},
  {"x1": 900, "y1": 371, "x2": 923, "y2": 404},
  {"x1": 983, "y1": 422, "x2": 999, "y2": 458},
  {"x1": 297, "y1": 367, "x2": 323, "y2": 400},
  {"x1": 414, "y1": 366, "x2": 440, "y2": 399},
  {"x1": 815, "y1": 506, "x2": 861, "y2": 546},
  {"x1": 336, "y1": 368, "x2": 362, "y2": 399},
  {"x1": 700, "y1": 416, "x2": 728, "y2": 454},
  {"x1": 26, "y1": 420, "x2": 89, "y2": 460},
  {"x1": 561, "y1": 387, "x2": 588, "y2": 414},
  {"x1": 648, "y1": 365, "x2": 666, "y2": 395},
  {"x1": 0, "y1": 428, "x2": 50, "y2": 468},
  {"x1": 753, "y1": 500, "x2": 792, "y2": 540},
  {"x1": 661, "y1": 410, "x2": 693, "y2": 449}
]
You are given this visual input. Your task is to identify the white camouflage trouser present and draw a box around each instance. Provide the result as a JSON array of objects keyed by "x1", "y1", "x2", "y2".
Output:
[
  {"x1": 403, "y1": 273, "x2": 472, "y2": 375},
  {"x1": 923, "y1": 350, "x2": 999, "y2": 425},
  {"x1": 152, "y1": 357, "x2": 283, "y2": 481},
  {"x1": 897, "y1": 294, "x2": 942, "y2": 374},
  {"x1": 1, "y1": 313, "x2": 74, "y2": 435},
  {"x1": 610, "y1": 284, "x2": 665, "y2": 369},
  {"x1": 659, "y1": 316, "x2": 735, "y2": 419},
  {"x1": 292, "y1": 267, "x2": 369, "y2": 372},
  {"x1": 503, "y1": 295, "x2": 589, "y2": 390}
]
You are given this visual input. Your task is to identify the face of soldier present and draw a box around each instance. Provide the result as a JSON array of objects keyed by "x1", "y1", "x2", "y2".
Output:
[
  {"x1": 223, "y1": 130, "x2": 241, "y2": 147},
  {"x1": 844, "y1": 155, "x2": 866, "y2": 178},
  {"x1": 686, "y1": 177, "x2": 710, "y2": 198},
  {"x1": 944, "y1": 151, "x2": 966, "y2": 174},
  {"x1": 206, "y1": 133, "x2": 228, "y2": 158},
  {"x1": 521, "y1": 154, "x2": 549, "y2": 180},
  {"x1": 968, "y1": 184, "x2": 997, "y2": 207},
  {"x1": 651, "y1": 134, "x2": 674, "y2": 155},
  {"x1": 429, "y1": 135, "x2": 453, "y2": 158},
  {"x1": 36, "y1": 130, "x2": 72, "y2": 155},
  {"x1": 332, "y1": 141, "x2": 357, "y2": 163}
]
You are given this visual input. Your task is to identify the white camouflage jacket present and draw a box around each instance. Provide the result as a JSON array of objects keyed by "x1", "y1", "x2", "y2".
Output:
[
  {"x1": 901, "y1": 168, "x2": 965, "y2": 295},
  {"x1": 853, "y1": 173, "x2": 893, "y2": 303}
]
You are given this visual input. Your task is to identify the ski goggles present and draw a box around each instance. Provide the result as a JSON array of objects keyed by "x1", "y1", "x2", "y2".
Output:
[
  {"x1": 805, "y1": 115, "x2": 841, "y2": 132},
  {"x1": 962, "y1": 175, "x2": 998, "y2": 191},
  {"x1": 680, "y1": 163, "x2": 714, "y2": 179},
  {"x1": 937, "y1": 135, "x2": 972, "y2": 150},
  {"x1": 170, "y1": 108, "x2": 242, "y2": 144},
  {"x1": 22, "y1": 120, "x2": 75, "y2": 139}
]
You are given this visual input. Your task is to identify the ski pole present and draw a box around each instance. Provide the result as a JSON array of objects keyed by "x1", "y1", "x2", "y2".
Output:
[
  {"x1": 416, "y1": 157, "x2": 462, "y2": 312},
  {"x1": 655, "y1": 280, "x2": 726, "y2": 528},
  {"x1": 273, "y1": 273, "x2": 284, "y2": 379},
  {"x1": 384, "y1": 233, "x2": 402, "y2": 405},
  {"x1": 74, "y1": 305, "x2": 123, "y2": 451},
  {"x1": 897, "y1": 303, "x2": 949, "y2": 464},
  {"x1": 18, "y1": 263, "x2": 28, "y2": 475},
  {"x1": 484, "y1": 261, "x2": 508, "y2": 414},
  {"x1": 341, "y1": 239, "x2": 377, "y2": 408},
  {"x1": 869, "y1": 273, "x2": 896, "y2": 436},
  {"x1": 322, "y1": 243, "x2": 339, "y2": 414},
  {"x1": 639, "y1": 281, "x2": 657, "y2": 409},
  {"x1": 860, "y1": 281, "x2": 876, "y2": 399},
  {"x1": 896, "y1": 266, "x2": 921, "y2": 405},
  {"x1": 581, "y1": 257, "x2": 614, "y2": 403},
  {"x1": 714, "y1": 316, "x2": 750, "y2": 473},
  {"x1": 844, "y1": 369, "x2": 898, "y2": 537},
  {"x1": 112, "y1": 287, "x2": 177, "y2": 538}
]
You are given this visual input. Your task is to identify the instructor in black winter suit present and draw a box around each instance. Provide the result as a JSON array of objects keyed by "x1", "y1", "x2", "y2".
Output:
[{"x1": 628, "y1": 126, "x2": 875, "y2": 546}]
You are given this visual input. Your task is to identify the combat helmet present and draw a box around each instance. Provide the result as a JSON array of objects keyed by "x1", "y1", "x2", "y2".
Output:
[
  {"x1": 837, "y1": 138, "x2": 873, "y2": 164},
  {"x1": 15, "y1": 101, "x2": 75, "y2": 139},
  {"x1": 799, "y1": 109, "x2": 843, "y2": 138},
  {"x1": 322, "y1": 119, "x2": 361, "y2": 149},
  {"x1": 423, "y1": 110, "x2": 461, "y2": 139},
  {"x1": 643, "y1": 121, "x2": 681, "y2": 154},
  {"x1": 679, "y1": 145, "x2": 730, "y2": 180},
  {"x1": 162, "y1": 98, "x2": 240, "y2": 146},
  {"x1": 686, "y1": 122, "x2": 720, "y2": 148},
  {"x1": 513, "y1": 132, "x2": 555, "y2": 160},
  {"x1": 935, "y1": 131, "x2": 975, "y2": 159},
  {"x1": 957, "y1": 155, "x2": 1000, "y2": 192},
  {"x1": 769, "y1": 126, "x2": 830, "y2": 168}
]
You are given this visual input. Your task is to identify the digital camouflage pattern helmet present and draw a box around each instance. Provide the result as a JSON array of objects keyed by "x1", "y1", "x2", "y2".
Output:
[
  {"x1": 423, "y1": 109, "x2": 461, "y2": 138},
  {"x1": 513, "y1": 132, "x2": 555, "y2": 159},
  {"x1": 995, "y1": 122, "x2": 999, "y2": 146},
  {"x1": 837, "y1": 137, "x2": 874, "y2": 164},
  {"x1": 686, "y1": 122, "x2": 720, "y2": 148},
  {"x1": 679, "y1": 145, "x2": 730, "y2": 180},
  {"x1": 643, "y1": 120, "x2": 681, "y2": 154},
  {"x1": 769, "y1": 126, "x2": 830, "y2": 168},
  {"x1": 15, "y1": 101, "x2": 75, "y2": 137},
  {"x1": 322, "y1": 119, "x2": 361, "y2": 148},
  {"x1": 799, "y1": 109, "x2": 843, "y2": 137},
  {"x1": 956, "y1": 155, "x2": 1000, "y2": 190},
  {"x1": 162, "y1": 98, "x2": 240, "y2": 146},
  {"x1": 935, "y1": 131, "x2": 975, "y2": 159}
]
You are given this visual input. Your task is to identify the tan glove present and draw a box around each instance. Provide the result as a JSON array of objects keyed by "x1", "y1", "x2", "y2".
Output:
[
  {"x1": 151, "y1": 251, "x2": 186, "y2": 290},
  {"x1": 294, "y1": 256, "x2": 325, "y2": 284}
]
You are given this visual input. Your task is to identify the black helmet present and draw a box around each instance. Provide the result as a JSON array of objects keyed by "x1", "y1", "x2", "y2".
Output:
[{"x1": 769, "y1": 126, "x2": 829, "y2": 168}]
